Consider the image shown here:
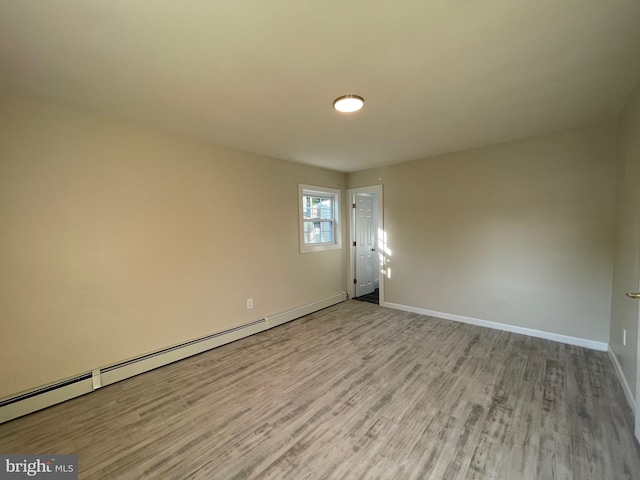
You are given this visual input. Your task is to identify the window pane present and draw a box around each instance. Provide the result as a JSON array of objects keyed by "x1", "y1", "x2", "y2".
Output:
[
  {"x1": 318, "y1": 221, "x2": 333, "y2": 242},
  {"x1": 303, "y1": 196, "x2": 312, "y2": 219},
  {"x1": 303, "y1": 195, "x2": 333, "y2": 220},
  {"x1": 304, "y1": 220, "x2": 333, "y2": 244},
  {"x1": 303, "y1": 221, "x2": 314, "y2": 243}
]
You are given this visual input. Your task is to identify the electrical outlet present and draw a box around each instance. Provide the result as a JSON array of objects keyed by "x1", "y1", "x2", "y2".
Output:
[
  {"x1": 623, "y1": 328, "x2": 627, "y2": 346},
  {"x1": 246, "y1": 298, "x2": 253, "y2": 310}
]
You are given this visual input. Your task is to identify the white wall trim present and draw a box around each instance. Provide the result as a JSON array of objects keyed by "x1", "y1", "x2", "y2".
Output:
[
  {"x1": 382, "y1": 301, "x2": 609, "y2": 352},
  {"x1": 0, "y1": 293, "x2": 347, "y2": 424},
  {"x1": 607, "y1": 348, "x2": 636, "y2": 415}
]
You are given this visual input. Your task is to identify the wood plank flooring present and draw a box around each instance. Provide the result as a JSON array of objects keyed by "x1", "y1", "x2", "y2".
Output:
[{"x1": 1, "y1": 300, "x2": 639, "y2": 479}]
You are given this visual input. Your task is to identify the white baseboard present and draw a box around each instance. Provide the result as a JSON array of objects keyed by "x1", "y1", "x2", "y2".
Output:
[
  {"x1": 382, "y1": 301, "x2": 609, "y2": 352},
  {"x1": 607, "y1": 348, "x2": 636, "y2": 414},
  {"x1": 0, "y1": 293, "x2": 347, "y2": 424}
]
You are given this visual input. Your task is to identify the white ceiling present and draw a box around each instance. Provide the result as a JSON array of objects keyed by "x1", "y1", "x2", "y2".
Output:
[{"x1": 1, "y1": 1, "x2": 640, "y2": 172}]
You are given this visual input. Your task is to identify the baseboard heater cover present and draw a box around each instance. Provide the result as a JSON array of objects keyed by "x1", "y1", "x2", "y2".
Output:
[
  {"x1": 0, "y1": 293, "x2": 347, "y2": 424},
  {"x1": 0, "y1": 319, "x2": 265, "y2": 424},
  {"x1": 265, "y1": 292, "x2": 347, "y2": 329},
  {"x1": 99, "y1": 319, "x2": 266, "y2": 388},
  {"x1": 0, "y1": 375, "x2": 94, "y2": 425}
]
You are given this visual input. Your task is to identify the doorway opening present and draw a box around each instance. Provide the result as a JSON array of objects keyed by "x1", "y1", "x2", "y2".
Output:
[{"x1": 348, "y1": 185, "x2": 384, "y2": 305}]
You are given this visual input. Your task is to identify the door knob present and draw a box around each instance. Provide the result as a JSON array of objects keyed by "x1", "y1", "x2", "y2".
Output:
[{"x1": 626, "y1": 292, "x2": 640, "y2": 299}]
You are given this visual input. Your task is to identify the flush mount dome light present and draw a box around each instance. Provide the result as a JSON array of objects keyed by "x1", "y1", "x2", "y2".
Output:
[{"x1": 333, "y1": 94, "x2": 364, "y2": 113}]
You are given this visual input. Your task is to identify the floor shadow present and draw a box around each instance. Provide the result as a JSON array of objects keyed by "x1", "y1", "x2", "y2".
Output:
[{"x1": 354, "y1": 288, "x2": 379, "y2": 305}]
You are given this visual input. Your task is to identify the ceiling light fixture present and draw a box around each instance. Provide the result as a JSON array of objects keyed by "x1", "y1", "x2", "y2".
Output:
[{"x1": 333, "y1": 94, "x2": 364, "y2": 113}]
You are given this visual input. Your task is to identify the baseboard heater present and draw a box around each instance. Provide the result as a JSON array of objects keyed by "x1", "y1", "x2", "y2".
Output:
[
  {"x1": 0, "y1": 292, "x2": 347, "y2": 424},
  {"x1": 264, "y1": 293, "x2": 347, "y2": 328}
]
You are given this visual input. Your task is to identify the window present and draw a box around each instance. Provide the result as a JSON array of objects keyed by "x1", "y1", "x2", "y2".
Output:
[{"x1": 298, "y1": 184, "x2": 341, "y2": 253}]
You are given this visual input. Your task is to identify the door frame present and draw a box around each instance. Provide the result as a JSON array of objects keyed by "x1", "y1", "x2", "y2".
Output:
[
  {"x1": 348, "y1": 185, "x2": 384, "y2": 302},
  {"x1": 636, "y1": 295, "x2": 640, "y2": 441}
]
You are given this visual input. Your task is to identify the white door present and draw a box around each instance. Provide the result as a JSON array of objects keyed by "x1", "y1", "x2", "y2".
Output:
[{"x1": 354, "y1": 193, "x2": 377, "y2": 297}]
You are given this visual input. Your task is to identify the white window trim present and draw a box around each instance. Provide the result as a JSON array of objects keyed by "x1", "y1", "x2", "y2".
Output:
[{"x1": 298, "y1": 184, "x2": 342, "y2": 253}]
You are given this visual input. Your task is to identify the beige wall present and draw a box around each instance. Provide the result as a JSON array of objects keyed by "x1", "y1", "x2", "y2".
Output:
[
  {"x1": 610, "y1": 81, "x2": 640, "y2": 400},
  {"x1": 0, "y1": 94, "x2": 346, "y2": 399},
  {"x1": 348, "y1": 124, "x2": 618, "y2": 342}
]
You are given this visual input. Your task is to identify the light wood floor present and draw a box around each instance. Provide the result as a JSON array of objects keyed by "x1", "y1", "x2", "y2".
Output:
[{"x1": 1, "y1": 301, "x2": 639, "y2": 479}]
